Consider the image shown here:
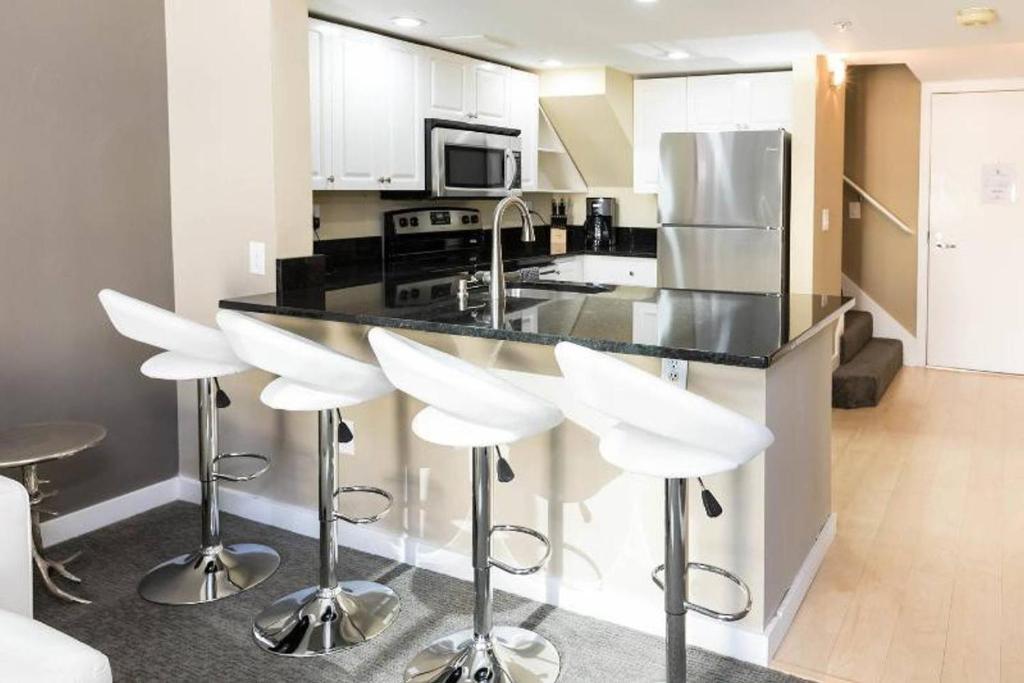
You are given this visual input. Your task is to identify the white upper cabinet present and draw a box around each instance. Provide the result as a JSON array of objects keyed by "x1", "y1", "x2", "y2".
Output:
[
  {"x1": 310, "y1": 20, "x2": 425, "y2": 190},
  {"x1": 377, "y1": 40, "x2": 426, "y2": 190},
  {"x1": 506, "y1": 70, "x2": 539, "y2": 191},
  {"x1": 633, "y1": 77, "x2": 687, "y2": 193},
  {"x1": 470, "y1": 63, "x2": 508, "y2": 125},
  {"x1": 633, "y1": 70, "x2": 792, "y2": 193},
  {"x1": 427, "y1": 53, "x2": 469, "y2": 119},
  {"x1": 308, "y1": 24, "x2": 332, "y2": 190},
  {"x1": 745, "y1": 71, "x2": 792, "y2": 130},
  {"x1": 425, "y1": 50, "x2": 508, "y2": 125},
  {"x1": 686, "y1": 75, "x2": 739, "y2": 132}
]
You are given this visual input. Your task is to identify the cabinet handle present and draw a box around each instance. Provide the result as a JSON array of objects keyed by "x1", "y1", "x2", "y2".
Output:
[
  {"x1": 385, "y1": 177, "x2": 392, "y2": 184},
  {"x1": 629, "y1": 271, "x2": 635, "y2": 276},
  {"x1": 327, "y1": 175, "x2": 335, "y2": 183}
]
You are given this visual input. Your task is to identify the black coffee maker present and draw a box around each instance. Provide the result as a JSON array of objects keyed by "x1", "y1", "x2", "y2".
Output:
[{"x1": 584, "y1": 197, "x2": 616, "y2": 251}]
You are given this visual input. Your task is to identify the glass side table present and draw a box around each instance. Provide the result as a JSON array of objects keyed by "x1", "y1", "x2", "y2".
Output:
[{"x1": 0, "y1": 421, "x2": 107, "y2": 604}]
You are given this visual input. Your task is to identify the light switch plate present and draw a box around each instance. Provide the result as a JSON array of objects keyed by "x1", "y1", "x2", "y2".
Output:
[
  {"x1": 248, "y1": 241, "x2": 266, "y2": 275},
  {"x1": 821, "y1": 208, "x2": 831, "y2": 232},
  {"x1": 849, "y1": 201, "x2": 862, "y2": 219}
]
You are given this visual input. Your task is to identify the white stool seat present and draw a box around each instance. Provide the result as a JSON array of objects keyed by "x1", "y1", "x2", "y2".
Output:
[
  {"x1": 368, "y1": 328, "x2": 563, "y2": 447},
  {"x1": 554, "y1": 342, "x2": 773, "y2": 478},
  {"x1": 99, "y1": 289, "x2": 249, "y2": 380},
  {"x1": 217, "y1": 311, "x2": 392, "y2": 411},
  {"x1": 0, "y1": 609, "x2": 112, "y2": 683}
]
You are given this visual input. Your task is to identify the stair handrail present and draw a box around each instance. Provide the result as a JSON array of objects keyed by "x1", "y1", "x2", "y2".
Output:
[{"x1": 843, "y1": 175, "x2": 915, "y2": 236}]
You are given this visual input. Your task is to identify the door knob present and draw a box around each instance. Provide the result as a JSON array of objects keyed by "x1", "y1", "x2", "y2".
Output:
[{"x1": 327, "y1": 175, "x2": 335, "y2": 183}]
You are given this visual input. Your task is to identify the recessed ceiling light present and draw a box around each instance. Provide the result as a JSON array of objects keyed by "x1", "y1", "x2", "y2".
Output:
[
  {"x1": 666, "y1": 50, "x2": 691, "y2": 60},
  {"x1": 541, "y1": 59, "x2": 563, "y2": 68},
  {"x1": 956, "y1": 6, "x2": 998, "y2": 27},
  {"x1": 636, "y1": 0, "x2": 659, "y2": 4},
  {"x1": 391, "y1": 16, "x2": 424, "y2": 28},
  {"x1": 833, "y1": 19, "x2": 853, "y2": 32}
]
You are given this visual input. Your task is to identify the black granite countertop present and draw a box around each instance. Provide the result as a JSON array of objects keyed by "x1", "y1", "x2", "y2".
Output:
[{"x1": 223, "y1": 266, "x2": 852, "y2": 368}]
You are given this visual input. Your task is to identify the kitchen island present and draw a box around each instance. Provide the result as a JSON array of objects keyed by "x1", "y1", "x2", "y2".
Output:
[{"x1": 219, "y1": 276, "x2": 852, "y2": 664}]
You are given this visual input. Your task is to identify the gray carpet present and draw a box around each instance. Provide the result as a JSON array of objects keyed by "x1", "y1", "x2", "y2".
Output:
[{"x1": 34, "y1": 502, "x2": 806, "y2": 682}]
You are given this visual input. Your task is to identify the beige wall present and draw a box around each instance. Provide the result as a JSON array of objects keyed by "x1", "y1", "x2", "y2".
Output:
[
  {"x1": 843, "y1": 65, "x2": 920, "y2": 333},
  {"x1": 790, "y1": 56, "x2": 846, "y2": 296},
  {"x1": 0, "y1": 0, "x2": 179, "y2": 512},
  {"x1": 164, "y1": 0, "x2": 312, "y2": 469}
]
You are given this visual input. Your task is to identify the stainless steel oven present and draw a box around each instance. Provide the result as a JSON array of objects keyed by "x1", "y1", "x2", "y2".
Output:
[{"x1": 427, "y1": 119, "x2": 521, "y2": 198}]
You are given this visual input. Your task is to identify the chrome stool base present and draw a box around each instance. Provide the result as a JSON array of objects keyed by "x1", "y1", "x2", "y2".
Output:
[
  {"x1": 405, "y1": 627, "x2": 561, "y2": 683},
  {"x1": 252, "y1": 581, "x2": 401, "y2": 656},
  {"x1": 138, "y1": 543, "x2": 280, "y2": 605}
]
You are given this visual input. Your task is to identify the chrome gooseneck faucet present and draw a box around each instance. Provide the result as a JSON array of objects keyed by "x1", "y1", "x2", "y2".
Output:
[{"x1": 490, "y1": 195, "x2": 535, "y2": 329}]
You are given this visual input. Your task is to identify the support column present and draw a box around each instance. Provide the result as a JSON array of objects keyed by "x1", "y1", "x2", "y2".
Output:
[
  {"x1": 197, "y1": 377, "x2": 221, "y2": 550},
  {"x1": 472, "y1": 446, "x2": 493, "y2": 640},
  {"x1": 665, "y1": 478, "x2": 688, "y2": 683},
  {"x1": 318, "y1": 409, "x2": 339, "y2": 591}
]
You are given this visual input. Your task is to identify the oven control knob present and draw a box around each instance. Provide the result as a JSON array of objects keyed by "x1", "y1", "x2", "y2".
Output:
[
  {"x1": 410, "y1": 217, "x2": 419, "y2": 227},
  {"x1": 461, "y1": 215, "x2": 470, "y2": 224},
  {"x1": 399, "y1": 290, "x2": 409, "y2": 301},
  {"x1": 411, "y1": 289, "x2": 420, "y2": 299},
  {"x1": 399, "y1": 218, "x2": 408, "y2": 227},
  {"x1": 470, "y1": 215, "x2": 479, "y2": 223}
]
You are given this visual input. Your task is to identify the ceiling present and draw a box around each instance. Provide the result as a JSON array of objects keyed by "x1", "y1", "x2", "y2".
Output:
[{"x1": 309, "y1": 0, "x2": 1024, "y2": 78}]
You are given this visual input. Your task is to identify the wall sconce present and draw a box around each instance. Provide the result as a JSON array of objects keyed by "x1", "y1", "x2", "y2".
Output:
[{"x1": 827, "y1": 55, "x2": 847, "y2": 88}]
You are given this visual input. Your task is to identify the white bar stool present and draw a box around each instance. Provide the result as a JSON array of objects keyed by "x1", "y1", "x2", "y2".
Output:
[
  {"x1": 368, "y1": 327, "x2": 564, "y2": 683},
  {"x1": 554, "y1": 342, "x2": 774, "y2": 683},
  {"x1": 98, "y1": 289, "x2": 279, "y2": 605},
  {"x1": 216, "y1": 311, "x2": 400, "y2": 656}
]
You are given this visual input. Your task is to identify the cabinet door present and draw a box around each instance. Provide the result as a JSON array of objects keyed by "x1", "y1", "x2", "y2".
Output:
[
  {"x1": 744, "y1": 71, "x2": 792, "y2": 130},
  {"x1": 332, "y1": 32, "x2": 382, "y2": 189},
  {"x1": 378, "y1": 40, "x2": 424, "y2": 190},
  {"x1": 309, "y1": 23, "x2": 333, "y2": 190},
  {"x1": 582, "y1": 256, "x2": 657, "y2": 286},
  {"x1": 506, "y1": 70, "x2": 539, "y2": 190},
  {"x1": 427, "y1": 52, "x2": 469, "y2": 119},
  {"x1": 541, "y1": 257, "x2": 583, "y2": 282},
  {"x1": 633, "y1": 77, "x2": 687, "y2": 193},
  {"x1": 686, "y1": 75, "x2": 740, "y2": 131},
  {"x1": 470, "y1": 63, "x2": 508, "y2": 125}
]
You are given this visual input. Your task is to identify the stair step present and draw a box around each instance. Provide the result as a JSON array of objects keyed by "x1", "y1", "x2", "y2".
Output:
[
  {"x1": 841, "y1": 310, "x2": 873, "y2": 364},
  {"x1": 833, "y1": 338, "x2": 903, "y2": 409}
]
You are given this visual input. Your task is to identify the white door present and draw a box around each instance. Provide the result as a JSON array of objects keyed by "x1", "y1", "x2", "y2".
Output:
[
  {"x1": 470, "y1": 63, "x2": 508, "y2": 125},
  {"x1": 633, "y1": 77, "x2": 687, "y2": 193},
  {"x1": 686, "y1": 75, "x2": 739, "y2": 131},
  {"x1": 427, "y1": 53, "x2": 469, "y2": 119},
  {"x1": 927, "y1": 90, "x2": 1024, "y2": 374},
  {"x1": 744, "y1": 71, "x2": 792, "y2": 130},
  {"x1": 377, "y1": 40, "x2": 424, "y2": 190},
  {"x1": 507, "y1": 70, "x2": 539, "y2": 190},
  {"x1": 308, "y1": 23, "x2": 333, "y2": 189},
  {"x1": 332, "y1": 32, "x2": 381, "y2": 189}
]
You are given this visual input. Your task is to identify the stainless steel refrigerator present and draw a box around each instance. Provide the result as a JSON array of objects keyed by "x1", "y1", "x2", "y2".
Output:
[{"x1": 657, "y1": 129, "x2": 790, "y2": 294}]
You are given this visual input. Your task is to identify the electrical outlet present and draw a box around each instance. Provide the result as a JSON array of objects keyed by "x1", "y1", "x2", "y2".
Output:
[
  {"x1": 661, "y1": 358, "x2": 688, "y2": 387},
  {"x1": 339, "y1": 419, "x2": 355, "y2": 455},
  {"x1": 248, "y1": 241, "x2": 266, "y2": 275},
  {"x1": 848, "y1": 201, "x2": 861, "y2": 219},
  {"x1": 821, "y1": 208, "x2": 831, "y2": 232}
]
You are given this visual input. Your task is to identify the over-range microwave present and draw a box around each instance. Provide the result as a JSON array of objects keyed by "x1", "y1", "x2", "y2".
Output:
[{"x1": 384, "y1": 119, "x2": 521, "y2": 199}]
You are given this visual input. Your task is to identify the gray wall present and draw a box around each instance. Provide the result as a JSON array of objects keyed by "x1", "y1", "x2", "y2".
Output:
[{"x1": 0, "y1": 0, "x2": 178, "y2": 512}]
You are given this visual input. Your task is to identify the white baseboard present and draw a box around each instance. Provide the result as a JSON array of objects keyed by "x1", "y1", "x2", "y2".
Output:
[
  {"x1": 841, "y1": 274, "x2": 923, "y2": 366},
  {"x1": 178, "y1": 476, "x2": 827, "y2": 665},
  {"x1": 39, "y1": 477, "x2": 180, "y2": 548},
  {"x1": 764, "y1": 513, "x2": 836, "y2": 661}
]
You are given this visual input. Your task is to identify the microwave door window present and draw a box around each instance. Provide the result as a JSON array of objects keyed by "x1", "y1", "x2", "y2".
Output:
[{"x1": 445, "y1": 145, "x2": 506, "y2": 188}]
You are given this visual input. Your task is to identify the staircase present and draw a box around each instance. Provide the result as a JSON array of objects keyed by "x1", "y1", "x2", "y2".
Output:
[{"x1": 832, "y1": 310, "x2": 903, "y2": 408}]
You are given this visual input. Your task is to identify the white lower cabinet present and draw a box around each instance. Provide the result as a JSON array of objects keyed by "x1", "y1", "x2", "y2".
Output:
[{"x1": 543, "y1": 255, "x2": 656, "y2": 287}]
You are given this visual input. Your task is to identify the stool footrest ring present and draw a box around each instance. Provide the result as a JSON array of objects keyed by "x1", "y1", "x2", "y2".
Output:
[
  {"x1": 212, "y1": 452, "x2": 271, "y2": 482},
  {"x1": 333, "y1": 485, "x2": 393, "y2": 525},
  {"x1": 651, "y1": 561, "x2": 752, "y2": 622},
  {"x1": 489, "y1": 524, "x2": 551, "y2": 575}
]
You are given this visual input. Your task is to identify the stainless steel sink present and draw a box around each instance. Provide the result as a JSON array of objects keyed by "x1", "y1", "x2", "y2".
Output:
[{"x1": 506, "y1": 282, "x2": 612, "y2": 300}]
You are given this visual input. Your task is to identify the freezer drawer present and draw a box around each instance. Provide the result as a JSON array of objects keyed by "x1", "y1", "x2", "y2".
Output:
[{"x1": 658, "y1": 226, "x2": 787, "y2": 294}]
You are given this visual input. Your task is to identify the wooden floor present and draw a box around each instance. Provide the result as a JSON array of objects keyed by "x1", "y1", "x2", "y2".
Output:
[{"x1": 771, "y1": 366, "x2": 1024, "y2": 683}]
